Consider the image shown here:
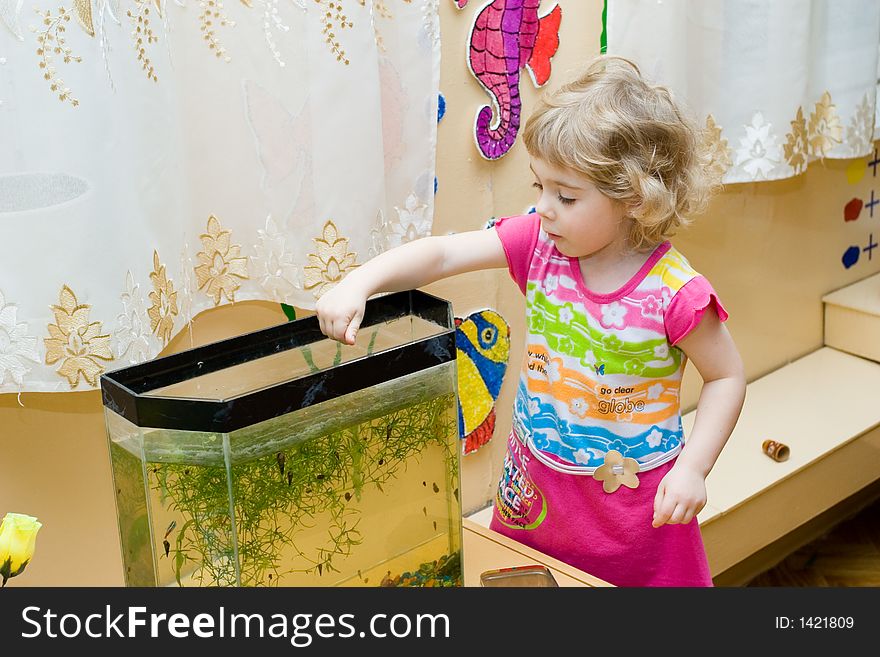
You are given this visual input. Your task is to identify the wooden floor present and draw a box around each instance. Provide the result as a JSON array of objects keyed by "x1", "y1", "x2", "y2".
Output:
[{"x1": 746, "y1": 499, "x2": 880, "y2": 586}]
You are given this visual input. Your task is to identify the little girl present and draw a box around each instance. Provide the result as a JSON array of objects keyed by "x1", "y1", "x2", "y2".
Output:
[{"x1": 316, "y1": 56, "x2": 746, "y2": 587}]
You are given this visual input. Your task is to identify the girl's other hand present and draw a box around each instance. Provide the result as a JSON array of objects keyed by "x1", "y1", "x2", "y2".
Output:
[
  {"x1": 315, "y1": 280, "x2": 368, "y2": 345},
  {"x1": 651, "y1": 463, "x2": 707, "y2": 528}
]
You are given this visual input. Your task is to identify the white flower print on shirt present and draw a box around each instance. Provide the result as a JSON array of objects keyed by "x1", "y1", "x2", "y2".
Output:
[
  {"x1": 640, "y1": 294, "x2": 663, "y2": 320},
  {"x1": 647, "y1": 383, "x2": 665, "y2": 400},
  {"x1": 558, "y1": 305, "x2": 574, "y2": 323},
  {"x1": 528, "y1": 397, "x2": 541, "y2": 415},
  {"x1": 646, "y1": 429, "x2": 663, "y2": 448},
  {"x1": 601, "y1": 302, "x2": 626, "y2": 329},
  {"x1": 653, "y1": 343, "x2": 669, "y2": 360},
  {"x1": 572, "y1": 448, "x2": 592, "y2": 465},
  {"x1": 602, "y1": 333, "x2": 623, "y2": 351},
  {"x1": 624, "y1": 359, "x2": 645, "y2": 376},
  {"x1": 569, "y1": 397, "x2": 589, "y2": 418},
  {"x1": 556, "y1": 335, "x2": 575, "y2": 355},
  {"x1": 543, "y1": 274, "x2": 559, "y2": 294}
]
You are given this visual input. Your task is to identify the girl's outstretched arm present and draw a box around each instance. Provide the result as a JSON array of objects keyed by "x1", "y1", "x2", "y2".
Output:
[
  {"x1": 652, "y1": 309, "x2": 746, "y2": 528},
  {"x1": 316, "y1": 229, "x2": 508, "y2": 344}
]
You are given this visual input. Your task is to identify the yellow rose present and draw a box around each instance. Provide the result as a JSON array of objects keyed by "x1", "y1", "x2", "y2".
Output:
[{"x1": 0, "y1": 513, "x2": 42, "y2": 587}]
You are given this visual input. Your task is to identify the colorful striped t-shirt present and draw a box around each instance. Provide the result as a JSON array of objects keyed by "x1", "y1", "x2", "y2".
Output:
[{"x1": 495, "y1": 213, "x2": 728, "y2": 474}]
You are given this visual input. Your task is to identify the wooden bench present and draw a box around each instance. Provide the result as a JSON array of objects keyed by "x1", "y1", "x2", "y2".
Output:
[
  {"x1": 823, "y1": 271, "x2": 880, "y2": 363},
  {"x1": 689, "y1": 346, "x2": 880, "y2": 585}
]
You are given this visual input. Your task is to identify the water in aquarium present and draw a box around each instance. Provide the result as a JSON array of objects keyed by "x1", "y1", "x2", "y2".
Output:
[{"x1": 104, "y1": 316, "x2": 463, "y2": 587}]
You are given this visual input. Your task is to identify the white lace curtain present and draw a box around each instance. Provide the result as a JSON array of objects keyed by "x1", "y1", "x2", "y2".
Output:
[
  {"x1": 0, "y1": 0, "x2": 440, "y2": 393},
  {"x1": 606, "y1": 0, "x2": 880, "y2": 183}
]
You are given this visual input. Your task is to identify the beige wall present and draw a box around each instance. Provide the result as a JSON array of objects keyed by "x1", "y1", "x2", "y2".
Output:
[{"x1": 3, "y1": 1, "x2": 879, "y2": 585}]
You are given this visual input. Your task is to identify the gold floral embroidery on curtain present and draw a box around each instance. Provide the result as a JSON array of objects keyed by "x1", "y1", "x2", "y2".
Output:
[
  {"x1": 200, "y1": 0, "x2": 236, "y2": 62},
  {"x1": 148, "y1": 250, "x2": 179, "y2": 346},
  {"x1": 44, "y1": 285, "x2": 114, "y2": 387},
  {"x1": 783, "y1": 106, "x2": 808, "y2": 175},
  {"x1": 807, "y1": 91, "x2": 843, "y2": 158},
  {"x1": 72, "y1": 0, "x2": 95, "y2": 36},
  {"x1": 194, "y1": 214, "x2": 250, "y2": 305},
  {"x1": 702, "y1": 114, "x2": 731, "y2": 180},
  {"x1": 127, "y1": 0, "x2": 160, "y2": 81},
  {"x1": 304, "y1": 219, "x2": 358, "y2": 298},
  {"x1": 316, "y1": 0, "x2": 353, "y2": 65},
  {"x1": 23, "y1": 0, "x2": 365, "y2": 107},
  {"x1": 34, "y1": 6, "x2": 82, "y2": 106}
]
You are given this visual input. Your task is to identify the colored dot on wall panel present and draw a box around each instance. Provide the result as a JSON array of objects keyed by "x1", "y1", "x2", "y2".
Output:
[
  {"x1": 846, "y1": 159, "x2": 867, "y2": 185},
  {"x1": 844, "y1": 198, "x2": 863, "y2": 222},
  {"x1": 842, "y1": 246, "x2": 860, "y2": 269}
]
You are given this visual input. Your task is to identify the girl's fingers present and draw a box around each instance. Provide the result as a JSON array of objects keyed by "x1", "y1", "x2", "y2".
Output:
[
  {"x1": 653, "y1": 481, "x2": 665, "y2": 515},
  {"x1": 346, "y1": 311, "x2": 363, "y2": 345},
  {"x1": 333, "y1": 319, "x2": 349, "y2": 342},
  {"x1": 653, "y1": 493, "x2": 676, "y2": 528},
  {"x1": 667, "y1": 503, "x2": 687, "y2": 525}
]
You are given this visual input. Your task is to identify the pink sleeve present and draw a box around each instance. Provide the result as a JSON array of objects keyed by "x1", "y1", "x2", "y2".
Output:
[
  {"x1": 494, "y1": 213, "x2": 541, "y2": 294},
  {"x1": 665, "y1": 276, "x2": 730, "y2": 346}
]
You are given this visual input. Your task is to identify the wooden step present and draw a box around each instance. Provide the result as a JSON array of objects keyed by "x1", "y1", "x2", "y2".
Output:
[
  {"x1": 685, "y1": 347, "x2": 880, "y2": 577},
  {"x1": 822, "y1": 272, "x2": 880, "y2": 364}
]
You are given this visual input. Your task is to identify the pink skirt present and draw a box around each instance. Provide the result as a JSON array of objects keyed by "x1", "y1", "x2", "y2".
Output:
[{"x1": 488, "y1": 431, "x2": 713, "y2": 587}]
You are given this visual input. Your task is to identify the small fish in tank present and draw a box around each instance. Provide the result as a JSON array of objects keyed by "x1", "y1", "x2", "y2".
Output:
[{"x1": 102, "y1": 291, "x2": 465, "y2": 588}]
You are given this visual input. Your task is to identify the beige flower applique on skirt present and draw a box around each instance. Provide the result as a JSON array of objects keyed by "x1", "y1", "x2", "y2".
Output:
[{"x1": 592, "y1": 450, "x2": 641, "y2": 493}]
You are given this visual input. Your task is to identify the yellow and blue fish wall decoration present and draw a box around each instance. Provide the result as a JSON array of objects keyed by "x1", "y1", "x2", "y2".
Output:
[{"x1": 455, "y1": 309, "x2": 511, "y2": 455}]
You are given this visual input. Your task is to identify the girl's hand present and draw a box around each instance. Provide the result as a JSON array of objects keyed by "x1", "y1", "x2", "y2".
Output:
[
  {"x1": 651, "y1": 463, "x2": 707, "y2": 528},
  {"x1": 315, "y1": 280, "x2": 369, "y2": 345}
]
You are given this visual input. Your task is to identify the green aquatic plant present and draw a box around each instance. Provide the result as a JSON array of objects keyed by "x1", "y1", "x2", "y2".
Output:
[{"x1": 150, "y1": 391, "x2": 460, "y2": 587}]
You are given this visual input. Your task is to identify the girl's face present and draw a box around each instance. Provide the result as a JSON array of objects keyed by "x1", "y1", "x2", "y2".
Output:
[{"x1": 530, "y1": 158, "x2": 629, "y2": 259}]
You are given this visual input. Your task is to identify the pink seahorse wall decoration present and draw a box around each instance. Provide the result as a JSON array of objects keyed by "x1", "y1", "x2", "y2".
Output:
[{"x1": 455, "y1": 0, "x2": 563, "y2": 160}]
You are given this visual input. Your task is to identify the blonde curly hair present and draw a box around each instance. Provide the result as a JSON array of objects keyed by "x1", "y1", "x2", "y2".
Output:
[{"x1": 522, "y1": 55, "x2": 720, "y2": 251}]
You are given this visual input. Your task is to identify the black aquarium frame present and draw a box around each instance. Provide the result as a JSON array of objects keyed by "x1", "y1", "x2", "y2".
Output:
[{"x1": 100, "y1": 289, "x2": 455, "y2": 433}]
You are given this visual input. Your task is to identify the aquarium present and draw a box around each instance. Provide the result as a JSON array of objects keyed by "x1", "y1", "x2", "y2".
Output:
[{"x1": 100, "y1": 290, "x2": 463, "y2": 587}]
